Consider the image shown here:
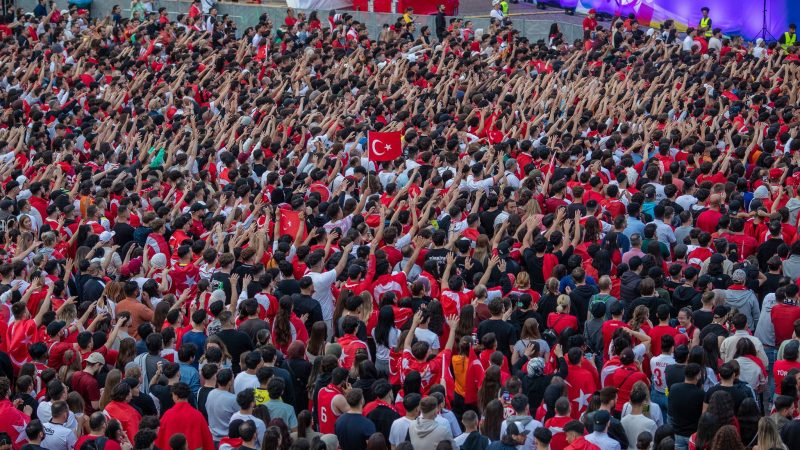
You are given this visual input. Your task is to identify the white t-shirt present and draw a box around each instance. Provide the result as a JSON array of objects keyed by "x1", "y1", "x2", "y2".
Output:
[
  {"x1": 372, "y1": 327, "x2": 400, "y2": 361},
  {"x1": 414, "y1": 328, "x2": 440, "y2": 350},
  {"x1": 620, "y1": 413, "x2": 658, "y2": 450},
  {"x1": 230, "y1": 413, "x2": 266, "y2": 447},
  {"x1": 389, "y1": 417, "x2": 415, "y2": 446},
  {"x1": 649, "y1": 354, "x2": 675, "y2": 393},
  {"x1": 233, "y1": 371, "x2": 260, "y2": 394},
  {"x1": 682, "y1": 36, "x2": 697, "y2": 52},
  {"x1": 41, "y1": 421, "x2": 77, "y2": 450},
  {"x1": 308, "y1": 269, "x2": 338, "y2": 321}
]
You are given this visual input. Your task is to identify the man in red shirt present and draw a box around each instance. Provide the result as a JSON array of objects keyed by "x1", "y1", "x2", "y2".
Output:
[
  {"x1": 774, "y1": 341, "x2": 800, "y2": 395},
  {"x1": 563, "y1": 420, "x2": 600, "y2": 450},
  {"x1": 582, "y1": 9, "x2": 597, "y2": 37},
  {"x1": 71, "y1": 352, "x2": 104, "y2": 414},
  {"x1": 696, "y1": 194, "x2": 723, "y2": 234},
  {"x1": 771, "y1": 287, "x2": 800, "y2": 345},
  {"x1": 601, "y1": 303, "x2": 628, "y2": 357},
  {"x1": 317, "y1": 367, "x2": 349, "y2": 434},
  {"x1": 74, "y1": 413, "x2": 123, "y2": 450},
  {"x1": 647, "y1": 305, "x2": 678, "y2": 356},
  {"x1": 605, "y1": 348, "x2": 649, "y2": 414}
]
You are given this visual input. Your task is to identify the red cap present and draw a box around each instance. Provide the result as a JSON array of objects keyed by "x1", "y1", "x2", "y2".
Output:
[
  {"x1": 589, "y1": 8, "x2": 596, "y2": 14},
  {"x1": 769, "y1": 168, "x2": 783, "y2": 179},
  {"x1": 78, "y1": 9, "x2": 88, "y2": 15}
]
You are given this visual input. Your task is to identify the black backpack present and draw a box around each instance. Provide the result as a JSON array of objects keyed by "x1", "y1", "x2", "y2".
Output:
[{"x1": 79, "y1": 437, "x2": 107, "y2": 450}]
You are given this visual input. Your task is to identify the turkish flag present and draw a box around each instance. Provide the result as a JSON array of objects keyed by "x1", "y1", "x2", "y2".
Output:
[
  {"x1": 169, "y1": 263, "x2": 200, "y2": 296},
  {"x1": 565, "y1": 364, "x2": 597, "y2": 419},
  {"x1": 6, "y1": 319, "x2": 39, "y2": 367},
  {"x1": 0, "y1": 398, "x2": 30, "y2": 449},
  {"x1": 368, "y1": 131, "x2": 402, "y2": 162},
  {"x1": 279, "y1": 209, "x2": 306, "y2": 239}
]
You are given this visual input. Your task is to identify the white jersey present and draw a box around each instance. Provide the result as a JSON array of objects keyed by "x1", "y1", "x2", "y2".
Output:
[{"x1": 649, "y1": 354, "x2": 675, "y2": 393}]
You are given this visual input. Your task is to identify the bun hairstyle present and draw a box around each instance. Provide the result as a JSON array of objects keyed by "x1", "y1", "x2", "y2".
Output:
[{"x1": 556, "y1": 294, "x2": 570, "y2": 313}]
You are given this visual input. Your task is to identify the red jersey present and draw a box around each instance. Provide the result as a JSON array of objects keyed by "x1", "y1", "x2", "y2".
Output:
[
  {"x1": 317, "y1": 384, "x2": 344, "y2": 434},
  {"x1": 772, "y1": 303, "x2": 800, "y2": 345},
  {"x1": 545, "y1": 415, "x2": 572, "y2": 450},
  {"x1": 774, "y1": 359, "x2": 800, "y2": 395},
  {"x1": 647, "y1": 325, "x2": 678, "y2": 356},
  {"x1": 696, "y1": 209, "x2": 723, "y2": 234},
  {"x1": 606, "y1": 364, "x2": 649, "y2": 413},
  {"x1": 601, "y1": 320, "x2": 628, "y2": 355},
  {"x1": 547, "y1": 313, "x2": 579, "y2": 336}
]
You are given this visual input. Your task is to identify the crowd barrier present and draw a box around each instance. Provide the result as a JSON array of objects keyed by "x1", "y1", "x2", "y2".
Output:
[{"x1": 17, "y1": 0, "x2": 583, "y2": 43}]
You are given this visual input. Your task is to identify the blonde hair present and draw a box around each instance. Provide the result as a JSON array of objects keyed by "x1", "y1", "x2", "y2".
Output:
[
  {"x1": 515, "y1": 272, "x2": 530, "y2": 289},
  {"x1": 556, "y1": 295, "x2": 570, "y2": 313},
  {"x1": 545, "y1": 278, "x2": 559, "y2": 295},
  {"x1": 755, "y1": 417, "x2": 788, "y2": 450}
]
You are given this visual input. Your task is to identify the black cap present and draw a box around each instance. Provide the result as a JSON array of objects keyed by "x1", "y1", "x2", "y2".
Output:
[
  {"x1": 46, "y1": 320, "x2": 66, "y2": 337},
  {"x1": 593, "y1": 410, "x2": 611, "y2": 431}
]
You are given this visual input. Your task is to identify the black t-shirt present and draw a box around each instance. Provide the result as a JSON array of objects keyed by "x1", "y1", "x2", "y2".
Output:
[
  {"x1": 291, "y1": 294, "x2": 323, "y2": 333},
  {"x1": 425, "y1": 248, "x2": 450, "y2": 276},
  {"x1": 477, "y1": 319, "x2": 518, "y2": 360},
  {"x1": 693, "y1": 309, "x2": 714, "y2": 331},
  {"x1": 455, "y1": 256, "x2": 484, "y2": 289},
  {"x1": 198, "y1": 385, "x2": 214, "y2": 419},
  {"x1": 210, "y1": 272, "x2": 232, "y2": 303},
  {"x1": 699, "y1": 323, "x2": 730, "y2": 344},
  {"x1": 704, "y1": 384, "x2": 749, "y2": 413},
  {"x1": 215, "y1": 329, "x2": 254, "y2": 373},
  {"x1": 239, "y1": 319, "x2": 269, "y2": 346},
  {"x1": 668, "y1": 382, "x2": 705, "y2": 436},
  {"x1": 479, "y1": 209, "x2": 503, "y2": 237},
  {"x1": 335, "y1": 412, "x2": 376, "y2": 450},
  {"x1": 113, "y1": 222, "x2": 135, "y2": 249},
  {"x1": 367, "y1": 404, "x2": 401, "y2": 445},
  {"x1": 522, "y1": 248, "x2": 545, "y2": 293},
  {"x1": 665, "y1": 364, "x2": 686, "y2": 389}
]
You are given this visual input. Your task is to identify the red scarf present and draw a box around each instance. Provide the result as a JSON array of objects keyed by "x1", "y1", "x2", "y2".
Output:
[{"x1": 742, "y1": 354, "x2": 767, "y2": 377}]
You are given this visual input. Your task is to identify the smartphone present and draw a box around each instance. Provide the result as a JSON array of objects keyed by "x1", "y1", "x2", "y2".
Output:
[{"x1": 502, "y1": 391, "x2": 510, "y2": 402}]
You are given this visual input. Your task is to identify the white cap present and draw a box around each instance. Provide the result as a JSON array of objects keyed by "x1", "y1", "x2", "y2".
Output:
[
  {"x1": 492, "y1": 0, "x2": 500, "y2": 5},
  {"x1": 16, "y1": 175, "x2": 27, "y2": 186},
  {"x1": 99, "y1": 231, "x2": 115, "y2": 242}
]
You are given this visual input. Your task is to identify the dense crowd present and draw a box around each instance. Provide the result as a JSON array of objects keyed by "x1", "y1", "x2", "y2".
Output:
[{"x1": 0, "y1": 1, "x2": 799, "y2": 450}]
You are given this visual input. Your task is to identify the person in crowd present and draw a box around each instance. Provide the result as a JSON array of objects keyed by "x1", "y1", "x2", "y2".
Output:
[{"x1": 0, "y1": 5, "x2": 795, "y2": 450}]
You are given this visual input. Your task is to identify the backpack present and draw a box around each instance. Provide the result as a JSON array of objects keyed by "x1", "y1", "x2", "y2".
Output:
[{"x1": 79, "y1": 437, "x2": 107, "y2": 450}]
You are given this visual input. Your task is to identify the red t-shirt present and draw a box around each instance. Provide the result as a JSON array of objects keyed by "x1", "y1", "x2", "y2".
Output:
[
  {"x1": 774, "y1": 359, "x2": 800, "y2": 395},
  {"x1": 601, "y1": 320, "x2": 629, "y2": 355},
  {"x1": 696, "y1": 209, "x2": 723, "y2": 234},
  {"x1": 547, "y1": 313, "x2": 579, "y2": 336},
  {"x1": 74, "y1": 435, "x2": 122, "y2": 450},
  {"x1": 772, "y1": 303, "x2": 800, "y2": 345},
  {"x1": 647, "y1": 325, "x2": 679, "y2": 356},
  {"x1": 71, "y1": 371, "x2": 101, "y2": 414},
  {"x1": 606, "y1": 364, "x2": 649, "y2": 412}
]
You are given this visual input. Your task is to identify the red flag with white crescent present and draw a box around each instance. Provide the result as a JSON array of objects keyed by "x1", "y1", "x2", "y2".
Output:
[
  {"x1": 367, "y1": 131, "x2": 402, "y2": 162},
  {"x1": 279, "y1": 209, "x2": 306, "y2": 239}
]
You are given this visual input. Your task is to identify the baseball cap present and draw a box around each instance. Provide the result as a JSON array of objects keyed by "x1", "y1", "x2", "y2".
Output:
[
  {"x1": 190, "y1": 202, "x2": 207, "y2": 212},
  {"x1": 47, "y1": 320, "x2": 67, "y2": 337},
  {"x1": 99, "y1": 231, "x2": 115, "y2": 242},
  {"x1": 593, "y1": 410, "x2": 611, "y2": 431},
  {"x1": 85, "y1": 352, "x2": 106, "y2": 366},
  {"x1": 123, "y1": 377, "x2": 140, "y2": 389}
]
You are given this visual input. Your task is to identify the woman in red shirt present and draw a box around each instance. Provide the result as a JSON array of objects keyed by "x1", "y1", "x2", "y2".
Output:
[{"x1": 547, "y1": 295, "x2": 579, "y2": 336}]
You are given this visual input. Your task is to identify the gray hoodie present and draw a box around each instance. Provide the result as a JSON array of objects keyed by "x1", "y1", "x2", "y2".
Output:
[
  {"x1": 724, "y1": 287, "x2": 760, "y2": 330},
  {"x1": 500, "y1": 415, "x2": 543, "y2": 450},
  {"x1": 409, "y1": 417, "x2": 454, "y2": 450},
  {"x1": 784, "y1": 254, "x2": 800, "y2": 281}
]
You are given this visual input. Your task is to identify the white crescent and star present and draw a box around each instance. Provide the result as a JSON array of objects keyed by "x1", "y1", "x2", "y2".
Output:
[
  {"x1": 371, "y1": 139, "x2": 386, "y2": 156},
  {"x1": 573, "y1": 389, "x2": 591, "y2": 411}
]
